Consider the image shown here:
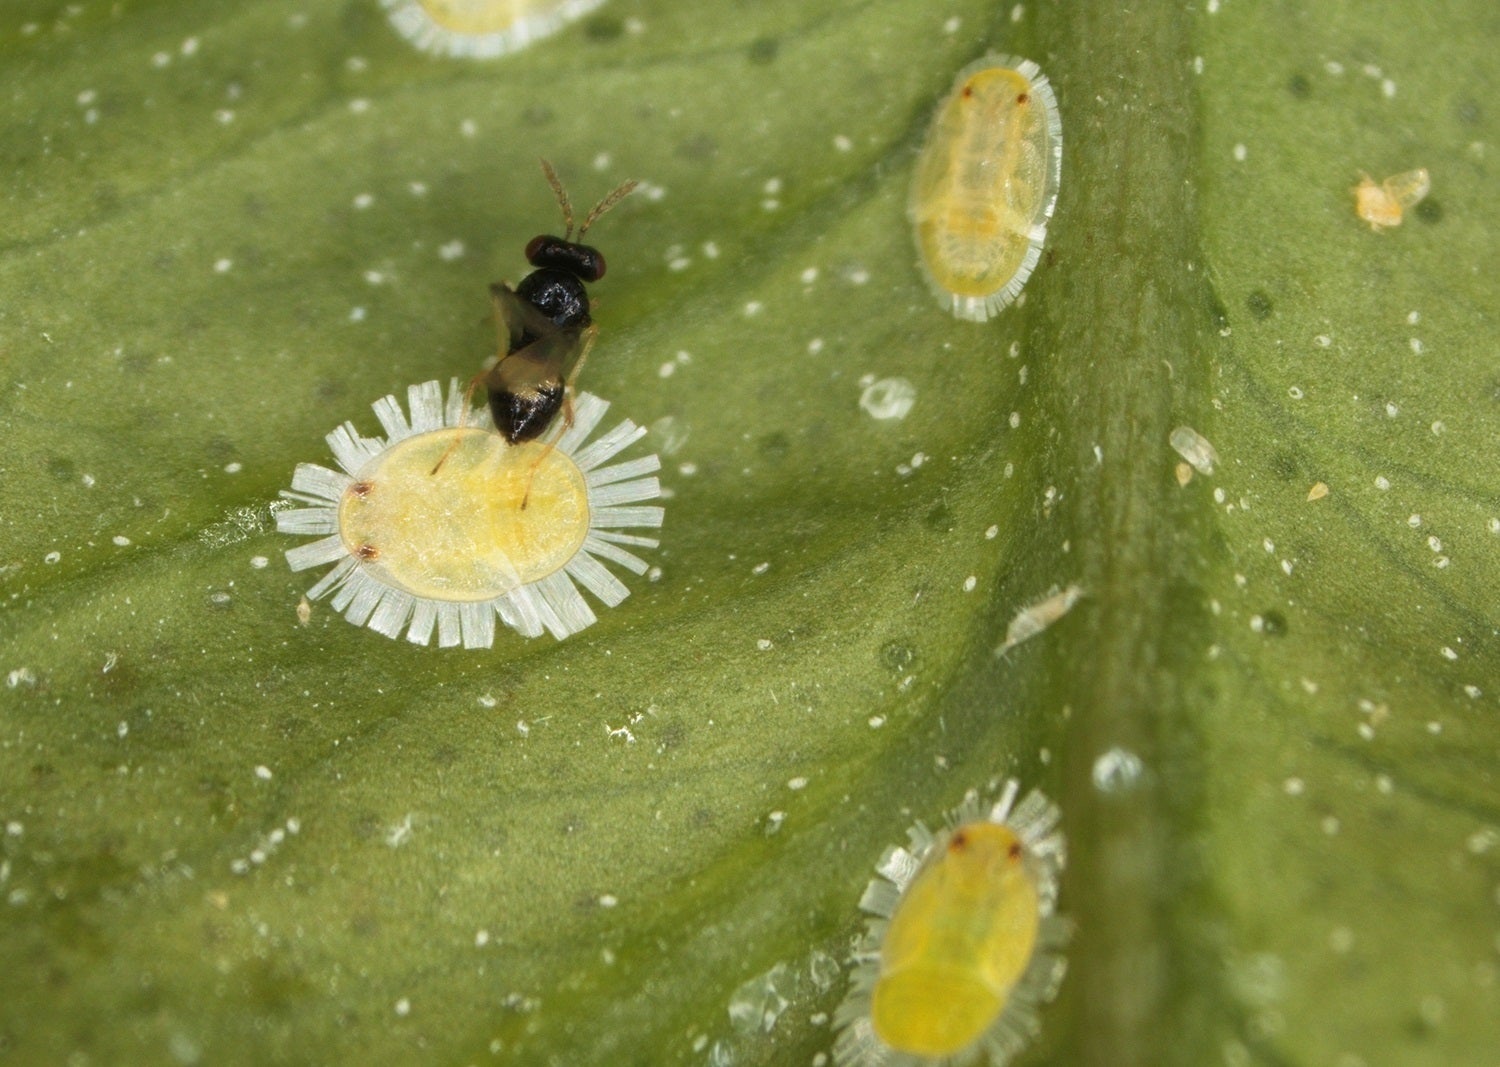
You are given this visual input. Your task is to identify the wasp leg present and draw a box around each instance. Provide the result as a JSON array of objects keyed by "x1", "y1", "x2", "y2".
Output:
[
  {"x1": 519, "y1": 430, "x2": 569, "y2": 510},
  {"x1": 429, "y1": 368, "x2": 490, "y2": 476},
  {"x1": 564, "y1": 322, "x2": 599, "y2": 391}
]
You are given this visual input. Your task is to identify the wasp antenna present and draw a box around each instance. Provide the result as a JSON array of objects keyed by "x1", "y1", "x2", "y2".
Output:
[
  {"x1": 578, "y1": 178, "x2": 639, "y2": 237},
  {"x1": 539, "y1": 158, "x2": 576, "y2": 240}
]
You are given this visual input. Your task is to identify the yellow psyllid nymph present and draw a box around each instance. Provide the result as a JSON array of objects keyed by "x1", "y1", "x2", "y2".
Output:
[
  {"x1": 834, "y1": 782, "x2": 1068, "y2": 1067},
  {"x1": 909, "y1": 56, "x2": 1062, "y2": 322},
  {"x1": 276, "y1": 379, "x2": 663, "y2": 646},
  {"x1": 380, "y1": 0, "x2": 607, "y2": 59}
]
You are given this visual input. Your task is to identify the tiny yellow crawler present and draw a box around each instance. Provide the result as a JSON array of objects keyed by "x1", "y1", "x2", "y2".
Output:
[
  {"x1": 909, "y1": 56, "x2": 1063, "y2": 322},
  {"x1": 834, "y1": 782, "x2": 1069, "y2": 1066}
]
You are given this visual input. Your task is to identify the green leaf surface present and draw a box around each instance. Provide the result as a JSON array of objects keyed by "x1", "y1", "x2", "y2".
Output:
[{"x1": 2, "y1": 1, "x2": 1497, "y2": 1065}]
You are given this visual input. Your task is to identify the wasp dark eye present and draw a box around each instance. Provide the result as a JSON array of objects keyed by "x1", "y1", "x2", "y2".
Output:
[
  {"x1": 525, "y1": 235, "x2": 549, "y2": 264},
  {"x1": 584, "y1": 248, "x2": 606, "y2": 281}
]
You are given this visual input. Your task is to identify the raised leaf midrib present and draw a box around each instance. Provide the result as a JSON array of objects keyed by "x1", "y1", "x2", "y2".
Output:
[{"x1": 1036, "y1": 7, "x2": 1227, "y2": 1065}]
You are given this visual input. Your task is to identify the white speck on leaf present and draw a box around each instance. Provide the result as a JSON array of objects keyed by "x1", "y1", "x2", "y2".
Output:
[
  {"x1": 386, "y1": 814, "x2": 414, "y2": 848},
  {"x1": 859, "y1": 378, "x2": 916, "y2": 421},
  {"x1": 1092, "y1": 747, "x2": 1144, "y2": 793}
]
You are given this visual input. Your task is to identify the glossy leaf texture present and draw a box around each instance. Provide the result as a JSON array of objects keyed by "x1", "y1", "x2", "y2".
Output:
[{"x1": 1, "y1": 1, "x2": 1496, "y2": 1065}]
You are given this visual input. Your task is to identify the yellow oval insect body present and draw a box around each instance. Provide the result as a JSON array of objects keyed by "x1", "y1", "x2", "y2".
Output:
[
  {"x1": 871, "y1": 823, "x2": 1039, "y2": 1055},
  {"x1": 276, "y1": 380, "x2": 664, "y2": 646},
  {"x1": 832, "y1": 783, "x2": 1067, "y2": 1067},
  {"x1": 910, "y1": 56, "x2": 1062, "y2": 322},
  {"x1": 381, "y1": 0, "x2": 608, "y2": 59},
  {"x1": 337, "y1": 429, "x2": 590, "y2": 602}
]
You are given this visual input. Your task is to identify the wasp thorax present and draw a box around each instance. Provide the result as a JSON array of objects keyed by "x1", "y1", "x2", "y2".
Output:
[
  {"x1": 514, "y1": 268, "x2": 591, "y2": 330},
  {"x1": 524, "y1": 235, "x2": 607, "y2": 282}
]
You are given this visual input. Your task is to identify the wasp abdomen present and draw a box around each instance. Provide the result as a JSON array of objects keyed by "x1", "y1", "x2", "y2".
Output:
[{"x1": 490, "y1": 381, "x2": 565, "y2": 444}]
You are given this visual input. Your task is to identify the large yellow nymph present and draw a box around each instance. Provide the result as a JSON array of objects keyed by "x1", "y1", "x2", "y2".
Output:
[
  {"x1": 337, "y1": 430, "x2": 589, "y2": 602},
  {"x1": 380, "y1": 0, "x2": 608, "y2": 60},
  {"x1": 833, "y1": 781, "x2": 1069, "y2": 1067},
  {"x1": 909, "y1": 55, "x2": 1063, "y2": 322},
  {"x1": 277, "y1": 379, "x2": 663, "y2": 647}
]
